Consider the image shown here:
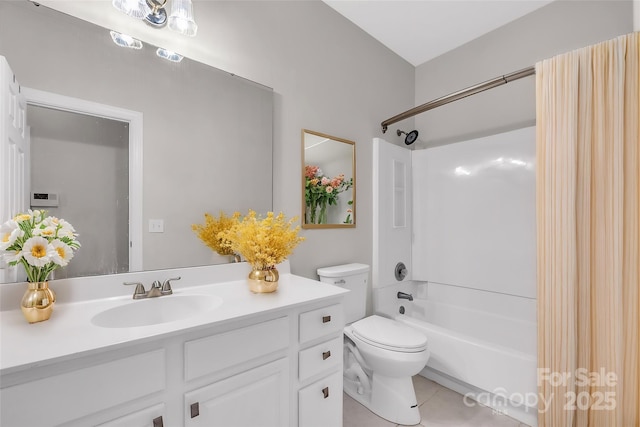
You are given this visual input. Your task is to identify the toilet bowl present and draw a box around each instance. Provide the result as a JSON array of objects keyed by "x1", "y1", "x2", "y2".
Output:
[
  {"x1": 317, "y1": 264, "x2": 430, "y2": 426},
  {"x1": 344, "y1": 315, "x2": 430, "y2": 425}
]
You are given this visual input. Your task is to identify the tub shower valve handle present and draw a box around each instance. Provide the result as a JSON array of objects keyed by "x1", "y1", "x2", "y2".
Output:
[
  {"x1": 161, "y1": 276, "x2": 181, "y2": 295},
  {"x1": 395, "y1": 262, "x2": 408, "y2": 281},
  {"x1": 397, "y1": 291, "x2": 413, "y2": 301}
]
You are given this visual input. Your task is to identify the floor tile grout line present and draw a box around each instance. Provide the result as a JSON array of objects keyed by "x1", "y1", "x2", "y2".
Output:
[{"x1": 416, "y1": 381, "x2": 446, "y2": 407}]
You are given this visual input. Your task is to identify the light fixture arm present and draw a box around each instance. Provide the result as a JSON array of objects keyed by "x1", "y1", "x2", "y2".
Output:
[{"x1": 144, "y1": 0, "x2": 168, "y2": 27}]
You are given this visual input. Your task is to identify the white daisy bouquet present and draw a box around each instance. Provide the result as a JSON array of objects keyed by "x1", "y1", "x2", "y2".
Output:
[{"x1": 0, "y1": 210, "x2": 80, "y2": 283}]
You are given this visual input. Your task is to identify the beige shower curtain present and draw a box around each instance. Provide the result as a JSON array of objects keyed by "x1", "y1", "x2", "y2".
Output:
[{"x1": 536, "y1": 32, "x2": 639, "y2": 427}]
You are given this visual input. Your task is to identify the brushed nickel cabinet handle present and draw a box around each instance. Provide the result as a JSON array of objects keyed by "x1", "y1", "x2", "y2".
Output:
[
  {"x1": 152, "y1": 416, "x2": 163, "y2": 427},
  {"x1": 322, "y1": 387, "x2": 329, "y2": 399},
  {"x1": 322, "y1": 315, "x2": 331, "y2": 323},
  {"x1": 322, "y1": 350, "x2": 331, "y2": 360},
  {"x1": 191, "y1": 402, "x2": 200, "y2": 418}
]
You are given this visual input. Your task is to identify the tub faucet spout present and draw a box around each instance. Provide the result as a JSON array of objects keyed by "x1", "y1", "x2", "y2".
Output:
[{"x1": 397, "y1": 291, "x2": 413, "y2": 301}]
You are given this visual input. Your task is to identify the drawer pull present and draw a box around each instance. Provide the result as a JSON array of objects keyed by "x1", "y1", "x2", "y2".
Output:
[
  {"x1": 322, "y1": 350, "x2": 331, "y2": 360},
  {"x1": 153, "y1": 416, "x2": 164, "y2": 427},
  {"x1": 322, "y1": 387, "x2": 329, "y2": 399},
  {"x1": 322, "y1": 315, "x2": 331, "y2": 323},
  {"x1": 191, "y1": 402, "x2": 200, "y2": 418}
]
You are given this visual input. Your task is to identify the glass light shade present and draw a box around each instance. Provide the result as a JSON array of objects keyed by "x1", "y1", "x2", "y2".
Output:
[
  {"x1": 112, "y1": 0, "x2": 152, "y2": 20},
  {"x1": 156, "y1": 48, "x2": 184, "y2": 62},
  {"x1": 110, "y1": 31, "x2": 144, "y2": 49},
  {"x1": 168, "y1": 0, "x2": 198, "y2": 37}
]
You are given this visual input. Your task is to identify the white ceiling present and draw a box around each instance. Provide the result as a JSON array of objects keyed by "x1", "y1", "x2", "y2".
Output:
[{"x1": 323, "y1": 0, "x2": 554, "y2": 66}]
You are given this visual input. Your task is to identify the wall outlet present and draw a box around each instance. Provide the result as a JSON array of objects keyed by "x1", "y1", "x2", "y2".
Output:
[{"x1": 149, "y1": 219, "x2": 164, "y2": 233}]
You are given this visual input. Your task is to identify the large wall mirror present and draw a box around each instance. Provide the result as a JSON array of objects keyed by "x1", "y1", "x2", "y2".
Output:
[
  {"x1": 302, "y1": 130, "x2": 355, "y2": 229},
  {"x1": 0, "y1": 1, "x2": 273, "y2": 284}
]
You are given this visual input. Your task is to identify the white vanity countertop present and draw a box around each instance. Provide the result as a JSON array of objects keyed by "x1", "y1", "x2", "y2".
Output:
[{"x1": 0, "y1": 271, "x2": 348, "y2": 375}]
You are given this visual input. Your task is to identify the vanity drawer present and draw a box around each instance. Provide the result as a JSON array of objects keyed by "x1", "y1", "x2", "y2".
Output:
[
  {"x1": 185, "y1": 316, "x2": 289, "y2": 381},
  {"x1": 298, "y1": 370, "x2": 342, "y2": 427},
  {"x1": 299, "y1": 336, "x2": 342, "y2": 381},
  {"x1": 299, "y1": 304, "x2": 343, "y2": 344},
  {"x1": 0, "y1": 350, "x2": 165, "y2": 427}
]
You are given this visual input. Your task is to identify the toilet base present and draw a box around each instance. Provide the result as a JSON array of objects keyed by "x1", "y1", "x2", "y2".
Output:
[{"x1": 344, "y1": 372, "x2": 421, "y2": 426}]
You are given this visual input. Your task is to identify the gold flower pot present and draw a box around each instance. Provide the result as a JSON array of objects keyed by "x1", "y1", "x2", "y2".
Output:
[
  {"x1": 247, "y1": 268, "x2": 279, "y2": 293},
  {"x1": 21, "y1": 281, "x2": 56, "y2": 323}
]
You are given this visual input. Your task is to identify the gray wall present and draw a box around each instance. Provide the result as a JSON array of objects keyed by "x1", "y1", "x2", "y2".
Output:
[
  {"x1": 415, "y1": 0, "x2": 635, "y2": 146},
  {"x1": 29, "y1": 106, "x2": 129, "y2": 278},
  {"x1": 208, "y1": 2, "x2": 416, "y2": 280}
]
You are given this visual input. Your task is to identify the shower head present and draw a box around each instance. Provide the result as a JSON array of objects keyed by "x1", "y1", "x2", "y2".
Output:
[{"x1": 396, "y1": 129, "x2": 419, "y2": 145}]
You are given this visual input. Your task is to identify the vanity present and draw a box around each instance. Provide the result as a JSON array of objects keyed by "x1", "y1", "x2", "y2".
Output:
[{"x1": 0, "y1": 261, "x2": 347, "y2": 427}]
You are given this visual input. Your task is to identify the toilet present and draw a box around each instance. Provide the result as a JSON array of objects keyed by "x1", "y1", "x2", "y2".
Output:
[{"x1": 317, "y1": 263, "x2": 430, "y2": 426}]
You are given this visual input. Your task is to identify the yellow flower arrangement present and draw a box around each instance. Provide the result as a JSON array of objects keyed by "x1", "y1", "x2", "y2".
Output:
[
  {"x1": 223, "y1": 210, "x2": 305, "y2": 271},
  {"x1": 192, "y1": 212, "x2": 240, "y2": 256}
]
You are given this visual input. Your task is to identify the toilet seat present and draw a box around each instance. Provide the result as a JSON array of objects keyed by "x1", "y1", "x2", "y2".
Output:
[{"x1": 351, "y1": 315, "x2": 427, "y2": 353}]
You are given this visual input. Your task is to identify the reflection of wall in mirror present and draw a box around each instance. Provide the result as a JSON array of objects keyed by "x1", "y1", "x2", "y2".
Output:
[
  {"x1": 0, "y1": 1, "x2": 273, "y2": 280},
  {"x1": 305, "y1": 141, "x2": 353, "y2": 224},
  {"x1": 29, "y1": 105, "x2": 130, "y2": 279}
]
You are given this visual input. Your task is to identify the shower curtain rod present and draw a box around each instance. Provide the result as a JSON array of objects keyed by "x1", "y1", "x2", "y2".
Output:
[{"x1": 380, "y1": 66, "x2": 535, "y2": 133}]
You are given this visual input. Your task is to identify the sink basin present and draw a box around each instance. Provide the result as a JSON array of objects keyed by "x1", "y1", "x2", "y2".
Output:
[{"x1": 91, "y1": 295, "x2": 223, "y2": 328}]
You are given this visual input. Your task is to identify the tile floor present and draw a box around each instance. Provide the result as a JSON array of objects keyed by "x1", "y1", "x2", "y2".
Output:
[{"x1": 343, "y1": 375, "x2": 531, "y2": 427}]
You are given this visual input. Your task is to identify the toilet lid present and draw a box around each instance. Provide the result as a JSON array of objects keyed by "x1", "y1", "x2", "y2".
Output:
[{"x1": 351, "y1": 315, "x2": 427, "y2": 352}]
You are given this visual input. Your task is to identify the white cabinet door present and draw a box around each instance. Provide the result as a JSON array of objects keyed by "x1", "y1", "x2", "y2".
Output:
[
  {"x1": 1, "y1": 350, "x2": 165, "y2": 427},
  {"x1": 95, "y1": 404, "x2": 164, "y2": 427},
  {"x1": 298, "y1": 370, "x2": 342, "y2": 427},
  {"x1": 185, "y1": 358, "x2": 289, "y2": 427}
]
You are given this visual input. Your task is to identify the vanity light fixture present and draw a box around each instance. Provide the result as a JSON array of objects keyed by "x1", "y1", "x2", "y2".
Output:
[
  {"x1": 112, "y1": 0, "x2": 198, "y2": 37},
  {"x1": 156, "y1": 48, "x2": 184, "y2": 62},
  {"x1": 110, "y1": 31, "x2": 184, "y2": 63},
  {"x1": 167, "y1": 0, "x2": 198, "y2": 36},
  {"x1": 144, "y1": 0, "x2": 169, "y2": 27},
  {"x1": 110, "y1": 31, "x2": 143, "y2": 49},
  {"x1": 112, "y1": 0, "x2": 151, "y2": 20}
]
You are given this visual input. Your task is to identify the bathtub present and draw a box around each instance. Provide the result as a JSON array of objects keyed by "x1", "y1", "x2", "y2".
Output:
[{"x1": 377, "y1": 282, "x2": 538, "y2": 426}]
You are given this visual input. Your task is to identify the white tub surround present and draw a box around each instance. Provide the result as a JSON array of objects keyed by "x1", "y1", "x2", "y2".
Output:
[
  {"x1": 404, "y1": 126, "x2": 537, "y2": 426},
  {"x1": 0, "y1": 261, "x2": 347, "y2": 427}
]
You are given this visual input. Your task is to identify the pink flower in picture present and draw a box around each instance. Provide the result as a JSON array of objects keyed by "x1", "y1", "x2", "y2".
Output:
[{"x1": 305, "y1": 165, "x2": 320, "y2": 179}]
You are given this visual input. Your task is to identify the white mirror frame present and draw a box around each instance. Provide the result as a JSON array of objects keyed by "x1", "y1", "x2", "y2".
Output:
[{"x1": 22, "y1": 87, "x2": 143, "y2": 271}]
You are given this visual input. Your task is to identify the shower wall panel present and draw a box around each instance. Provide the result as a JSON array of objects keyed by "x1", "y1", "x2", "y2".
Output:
[
  {"x1": 372, "y1": 138, "x2": 412, "y2": 290},
  {"x1": 412, "y1": 126, "x2": 536, "y2": 299}
]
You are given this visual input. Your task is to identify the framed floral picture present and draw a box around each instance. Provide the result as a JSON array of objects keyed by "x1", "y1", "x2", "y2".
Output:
[{"x1": 302, "y1": 129, "x2": 355, "y2": 229}]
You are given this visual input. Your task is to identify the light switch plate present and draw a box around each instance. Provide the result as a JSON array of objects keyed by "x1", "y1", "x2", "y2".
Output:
[{"x1": 149, "y1": 219, "x2": 164, "y2": 233}]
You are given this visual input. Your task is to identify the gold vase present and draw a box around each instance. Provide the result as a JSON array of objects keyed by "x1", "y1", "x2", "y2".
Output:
[
  {"x1": 21, "y1": 281, "x2": 56, "y2": 323},
  {"x1": 247, "y1": 268, "x2": 279, "y2": 293}
]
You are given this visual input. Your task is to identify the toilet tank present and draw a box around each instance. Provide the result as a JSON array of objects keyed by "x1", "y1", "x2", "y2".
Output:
[{"x1": 317, "y1": 263, "x2": 369, "y2": 324}]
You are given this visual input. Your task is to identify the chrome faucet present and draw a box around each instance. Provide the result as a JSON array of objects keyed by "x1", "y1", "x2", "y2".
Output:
[
  {"x1": 124, "y1": 277, "x2": 181, "y2": 299},
  {"x1": 397, "y1": 291, "x2": 413, "y2": 301}
]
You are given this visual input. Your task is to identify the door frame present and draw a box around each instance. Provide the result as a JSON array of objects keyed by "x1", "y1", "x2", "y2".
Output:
[{"x1": 22, "y1": 87, "x2": 143, "y2": 271}]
